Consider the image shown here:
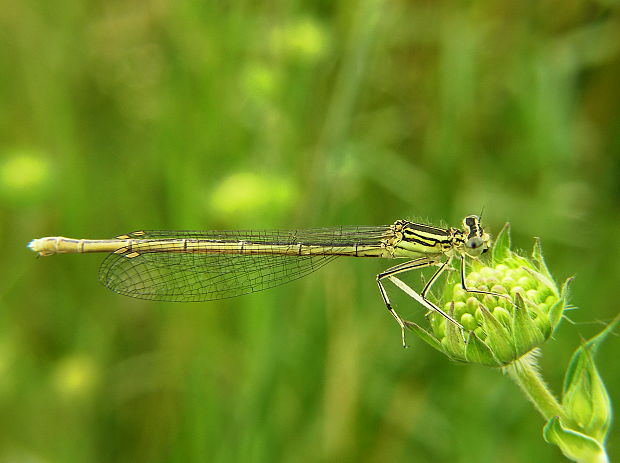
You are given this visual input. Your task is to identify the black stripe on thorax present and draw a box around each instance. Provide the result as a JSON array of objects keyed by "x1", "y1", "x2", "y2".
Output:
[
  {"x1": 402, "y1": 222, "x2": 450, "y2": 237},
  {"x1": 402, "y1": 232, "x2": 451, "y2": 248}
]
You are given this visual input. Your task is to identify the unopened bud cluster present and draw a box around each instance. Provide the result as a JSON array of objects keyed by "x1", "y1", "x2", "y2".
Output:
[{"x1": 408, "y1": 224, "x2": 571, "y2": 367}]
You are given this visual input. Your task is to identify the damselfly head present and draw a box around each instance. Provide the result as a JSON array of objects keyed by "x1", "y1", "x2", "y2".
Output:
[{"x1": 462, "y1": 215, "x2": 490, "y2": 257}]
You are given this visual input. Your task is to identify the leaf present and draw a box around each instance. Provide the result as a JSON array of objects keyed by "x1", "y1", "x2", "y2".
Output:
[
  {"x1": 464, "y1": 331, "x2": 499, "y2": 366},
  {"x1": 404, "y1": 321, "x2": 443, "y2": 352},
  {"x1": 531, "y1": 237, "x2": 555, "y2": 286},
  {"x1": 443, "y1": 303, "x2": 466, "y2": 359},
  {"x1": 549, "y1": 277, "x2": 573, "y2": 329},
  {"x1": 512, "y1": 292, "x2": 545, "y2": 355},
  {"x1": 477, "y1": 303, "x2": 515, "y2": 364},
  {"x1": 543, "y1": 417, "x2": 608, "y2": 463},
  {"x1": 491, "y1": 222, "x2": 511, "y2": 265}
]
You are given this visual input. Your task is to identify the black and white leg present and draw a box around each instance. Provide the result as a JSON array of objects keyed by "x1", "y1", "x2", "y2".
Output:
[{"x1": 376, "y1": 257, "x2": 463, "y2": 347}]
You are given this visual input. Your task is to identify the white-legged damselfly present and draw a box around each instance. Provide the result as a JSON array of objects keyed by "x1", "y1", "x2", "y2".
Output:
[{"x1": 29, "y1": 215, "x2": 493, "y2": 345}]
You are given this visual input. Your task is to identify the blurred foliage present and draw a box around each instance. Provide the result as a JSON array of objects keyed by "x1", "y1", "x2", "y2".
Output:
[{"x1": 1, "y1": 0, "x2": 619, "y2": 462}]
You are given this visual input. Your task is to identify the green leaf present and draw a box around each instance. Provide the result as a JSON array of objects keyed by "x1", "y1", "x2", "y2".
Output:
[
  {"x1": 404, "y1": 321, "x2": 443, "y2": 352},
  {"x1": 521, "y1": 265, "x2": 560, "y2": 299},
  {"x1": 543, "y1": 417, "x2": 608, "y2": 463},
  {"x1": 512, "y1": 293, "x2": 545, "y2": 355},
  {"x1": 491, "y1": 222, "x2": 511, "y2": 265},
  {"x1": 549, "y1": 277, "x2": 573, "y2": 330},
  {"x1": 444, "y1": 304, "x2": 466, "y2": 359},
  {"x1": 477, "y1": 303, "x2": 515, "y2": 364},
  {"x1": 532, "y1": 237, "x2": 555, "y2": 286},
  {"x1": 464, "y1": 331, "x2": 499, "y2": 366}
]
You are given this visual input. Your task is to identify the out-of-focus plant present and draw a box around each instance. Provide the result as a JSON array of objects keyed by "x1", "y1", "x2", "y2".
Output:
[{"x1": 403, "y1": 224, "x2": 617, "y2": 463}]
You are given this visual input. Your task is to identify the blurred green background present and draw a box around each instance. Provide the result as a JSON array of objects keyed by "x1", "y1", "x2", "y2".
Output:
[{"x1": 1, "y1": 1, "x2": 619, "y2": 462}]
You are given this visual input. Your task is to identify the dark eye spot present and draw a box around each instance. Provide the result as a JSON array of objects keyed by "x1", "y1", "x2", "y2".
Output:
[{"x1": 467, "y1": 237, "x2": 482, "y2": 249}]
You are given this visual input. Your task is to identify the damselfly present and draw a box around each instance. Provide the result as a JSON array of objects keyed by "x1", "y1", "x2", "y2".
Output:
[{"x1": 28, "y1": 215, "x2": 493, "y2": 346}]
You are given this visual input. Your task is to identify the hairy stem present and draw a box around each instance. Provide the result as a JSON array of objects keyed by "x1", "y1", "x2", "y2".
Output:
[{"x1": 504, "y1": 351, "x2": 565, "y2": 421}]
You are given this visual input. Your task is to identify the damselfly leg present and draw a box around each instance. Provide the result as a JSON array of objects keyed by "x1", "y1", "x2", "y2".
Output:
[
  {"x1": 458, "y1": 255, "x2": 511, "y2": 301},
  {"x1": 378, "y1": 253, "x2": 508, "y2": 347},
  {"x1": 377, "y1": 257, "x2": 463, "y2": 347}
]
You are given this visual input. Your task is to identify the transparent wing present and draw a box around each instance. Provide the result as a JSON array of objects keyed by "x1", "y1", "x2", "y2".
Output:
[{"x1": 98, "y1": 226, "x2": 388, "y2": 302}]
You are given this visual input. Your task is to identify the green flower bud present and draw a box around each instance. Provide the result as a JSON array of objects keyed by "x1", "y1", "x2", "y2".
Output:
[
  {"x1": 406, "y1": 223, "x2": 572, "y2": 367},
  {"x1": 562, "y1": 347, "x2": 611, "y2": 443},
  {"x1": 552, "y1": 313, "x2": 619, "y2": 460}
]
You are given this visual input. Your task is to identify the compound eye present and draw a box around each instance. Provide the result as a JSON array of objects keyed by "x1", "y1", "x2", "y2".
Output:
[{"x1": 466, "y1": 237, "x2": 483, "y2": 249}]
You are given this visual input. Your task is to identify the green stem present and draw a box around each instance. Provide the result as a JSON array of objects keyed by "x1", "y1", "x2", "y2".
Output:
[{"x1": 504, "y1": 351, "x2": 565, "y2": 421}]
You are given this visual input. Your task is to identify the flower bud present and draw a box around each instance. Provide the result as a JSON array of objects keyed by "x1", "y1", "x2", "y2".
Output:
[{"x1": 406, "y1": 223, "x2": 571, "y2": 367}]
